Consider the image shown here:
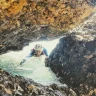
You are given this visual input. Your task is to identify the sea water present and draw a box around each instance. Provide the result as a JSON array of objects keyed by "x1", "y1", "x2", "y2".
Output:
[{"x1": 0, "y1": 53, "x2": 62, "y2": 86}]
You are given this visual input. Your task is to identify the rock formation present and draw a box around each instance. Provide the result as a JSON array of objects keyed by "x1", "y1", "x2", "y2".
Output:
[
  {"x1": 46, "y1": 12, "x2": 96, "y2": 95},
  {"x1": 47, "y1": 35, "x2": 96, "y2": 95},
  {"x1": 0, "y1": 69, "x2": 77, "y2": 96},
  {"x1": 0, "y1": 0, "x2": 96, "y2": 54},
  {"x1": 0, "y1": 0, "x2": 96, "y2": 96},
  {"x1": 0, "y1": 0, "x2": 95, "y2": 31}
]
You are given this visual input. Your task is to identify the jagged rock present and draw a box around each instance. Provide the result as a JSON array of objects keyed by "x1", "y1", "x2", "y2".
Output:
[
  {"x1": 0, "y1": 0, "x2": 96, "y2": 54},
  {"x1": 47, "y1": 34, "x2": 96, "y2": 95},
  {"x1": 0, "y1": 0, "x2": 96, "y2": 95},
  {"x1": 0, "y1": 0, "x2": 95, "y2": 30},
  {"x1": 0, "y1": 69, "x2": 77, "y2": 96}
]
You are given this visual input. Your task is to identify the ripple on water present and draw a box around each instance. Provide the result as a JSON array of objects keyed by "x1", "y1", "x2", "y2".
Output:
[{"x1": 0, "y1": 55, "x2": 61, "y2": 85}]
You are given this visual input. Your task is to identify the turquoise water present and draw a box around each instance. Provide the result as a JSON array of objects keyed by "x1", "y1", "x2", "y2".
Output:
[
  {"x1": 0, "y1": 52, "x2": 61, "y2": 85},
  {"x1": 0, "y1": 40, "x2": 63, "y2": 86}
]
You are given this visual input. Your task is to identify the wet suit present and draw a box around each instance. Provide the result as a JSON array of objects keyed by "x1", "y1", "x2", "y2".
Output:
[
  {"x1": 27, "y1": 48, "x2": 48, "y2": 57},
  {"x1": 20, "y1": 48, "x2": 48, "y2": 65}
]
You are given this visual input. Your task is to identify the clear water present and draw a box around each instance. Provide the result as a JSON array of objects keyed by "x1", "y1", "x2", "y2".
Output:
[{"x1": 0, "y1": 39, "x2": 63, "y2": 86}]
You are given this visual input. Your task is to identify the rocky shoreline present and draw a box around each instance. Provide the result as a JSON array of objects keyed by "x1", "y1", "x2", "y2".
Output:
[
  {"x1": 45, "y1": 13, "x2": 96, "y2": 95},
  {"x1": 47, "y1": 34, "x2": 96, "y2": 96},
  {"x1": 0, "y1": 0, "x2": 96, "y2": 55},
  {"x1": 0, "y1": 69, "x2": 76, "y2": 96}
]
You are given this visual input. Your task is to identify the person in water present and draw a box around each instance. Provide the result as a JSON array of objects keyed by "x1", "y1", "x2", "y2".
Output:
[{"x1": 20, "y1": 44, "x2": 49, "y2": 65}]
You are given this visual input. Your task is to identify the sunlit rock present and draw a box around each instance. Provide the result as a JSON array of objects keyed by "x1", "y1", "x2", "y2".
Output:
[
  {"x1": 0, "y1": 0, "x2": 96, "y2": 54},
  {"x1": 0, "y1": 0, "x2": 96, "y2": 95}
]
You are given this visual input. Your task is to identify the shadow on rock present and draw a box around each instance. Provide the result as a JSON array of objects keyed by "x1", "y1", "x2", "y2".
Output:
[{"x1": 47, "y1": 34, "x2": 96, "y2": 96}]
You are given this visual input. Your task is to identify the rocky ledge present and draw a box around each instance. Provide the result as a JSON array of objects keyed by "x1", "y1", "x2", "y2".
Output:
[
  {"x1": 46, "y1": 13, "x2": 96, "y2": 96},
  {"x1": 0, "y1": 0, "x2": 96, "y2": 54},
  {"x1": 0, "y1": 69, "x2": 77, "y2": 96},
  {"x1": 0, "y1": 0, "x2": 96, "y2": 96},
  {"x1": 47, "y1": 34, "x2": 96, "y2": 96}
]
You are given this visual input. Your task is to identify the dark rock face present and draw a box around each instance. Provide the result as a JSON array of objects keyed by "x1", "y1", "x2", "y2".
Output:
[
  {"x1": 47, "y1": 35, "x2": 96, "y2": 95},
  {"x1": 0, "y1": 25, "x2": 52, "y2": 54},
  {"x1": 90, "y1": 0, "x2": 96, "y2": 5},
  {"x1": 0, "y1": 0, "x2": 95, "y2": 32},
  {"x1": 0, "y1": 69, "x2": 76, "y2": 96}
]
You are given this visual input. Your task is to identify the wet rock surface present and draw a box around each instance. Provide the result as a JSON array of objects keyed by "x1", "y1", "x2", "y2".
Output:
[
  {"x1": 0, "y1": 0, "x2": 95, "y2": 31},
  {"x1": 0, "y1": 69, "x2": 76, "y2": 96},
  {"x1": 47, "y1": 34, "x2": 96, "y2": 96},
  {"x1": 0, "y1": 0, "x2": 96, "y2": 54},
  {"x1": 0, "y1": 0, "x2": 96, "y2": 95},
  {"x1": 0, "y1": 26, "x2": 50, "y2": 54}
]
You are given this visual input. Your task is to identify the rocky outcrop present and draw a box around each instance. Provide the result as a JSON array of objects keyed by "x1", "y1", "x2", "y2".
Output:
[
  {"x1": 46, "y1": 13, "x2": 96, "y2": 95},
  {"x1": 47, "y1": 34, "x2": 96, "y2": 95},
  {"x1": 0, "y1": 69, "x2": 77, "y2": 96},
  {"x1": 0, "y1": 0, "x2": 96, "y2": 95},
  {"x1": 0, "y1": 0, "x2": 96, "y2": 54},
  {"x1": 0, "y1": 0, "x2": 95, "y2": 31}
]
